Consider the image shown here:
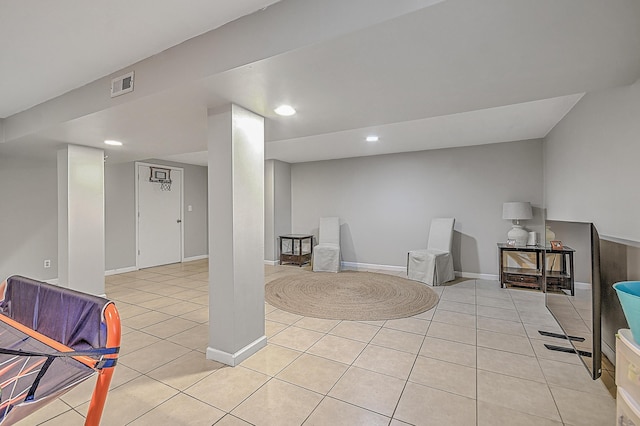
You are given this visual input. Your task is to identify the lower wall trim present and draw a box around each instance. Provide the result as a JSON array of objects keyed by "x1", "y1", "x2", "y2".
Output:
[
  {"x1": 105, "y1": 266, "x2": 137, "y2": 276},
  {"x1": 60, "y1": 263, "x2": 506, "y2": 284},
  {"x1": 341, "y1": 261, "x2": 406, "y2": 273},
  {"x1": 456, "y1": 271, "x2": 500, "y2": 281},
  {"x1": 106, "y1": 256, "x2": 208, "y2": 276},
  {"x1": 575, "y1": 281, "x2": 591, "y2": 290},
  {"x1": 183, "y1": 254, "x2": 209, "y2": 262},
  {"x1": 206, "y1": 335, "x2": 267, "y2": 366},
  {"x1": 340, "y1": 262, "x2": 501, "y2": 281},
  {"x1": 600, "y1": 234, "x2": 640, "y2": 249}
]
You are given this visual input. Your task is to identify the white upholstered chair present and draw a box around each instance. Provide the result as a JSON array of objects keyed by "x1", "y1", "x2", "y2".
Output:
[
  {"x1": 407, "y1": 218, "x2": 455, "y2": 285},
  {"x1": 312, "y1": 217, "x2": 341, "y2": 272}
]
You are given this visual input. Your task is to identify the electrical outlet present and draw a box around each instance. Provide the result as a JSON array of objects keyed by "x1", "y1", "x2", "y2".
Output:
[{"x1": 44, "y1": 259, "x2": 51, "y2": 268}]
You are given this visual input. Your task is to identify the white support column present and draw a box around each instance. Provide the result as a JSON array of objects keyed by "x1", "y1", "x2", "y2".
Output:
[
  {"x1": 57, "y1": 145, "x2": 105, "y2": 296},
  {"x1": 207, "y1": 104, "x2": 266, "y2": 366}
]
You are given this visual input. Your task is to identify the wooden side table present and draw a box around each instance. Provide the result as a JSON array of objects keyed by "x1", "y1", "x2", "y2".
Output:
[
  {"x1": 279, "y1": 234, "x2": 313, "y2": 267},
  {"x1": 497, "y1": 243, "x2": 575, "y2": 294},
  {"x1": 498, "y1": 243, "x2": 545, "y2": 291}
]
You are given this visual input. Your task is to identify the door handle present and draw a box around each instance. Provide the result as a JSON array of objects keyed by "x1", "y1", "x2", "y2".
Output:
[{"x1": 177, "y1": 219, "x2": 182, "y2": 223}]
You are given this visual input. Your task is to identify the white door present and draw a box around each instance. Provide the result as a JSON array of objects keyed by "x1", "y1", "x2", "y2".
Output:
[{"x1": 137, "y1": 164, "x2": 182, "y2": 268}]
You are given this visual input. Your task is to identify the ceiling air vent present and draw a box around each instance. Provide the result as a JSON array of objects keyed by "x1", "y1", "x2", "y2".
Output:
[{"x1": 110, "y1": 71, "x2": 134, "y2": 98}]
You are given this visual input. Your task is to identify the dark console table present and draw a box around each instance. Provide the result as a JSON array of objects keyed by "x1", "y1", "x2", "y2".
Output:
[{"x1": 497, "y1": 243, "x2": 574, "y2": 295}]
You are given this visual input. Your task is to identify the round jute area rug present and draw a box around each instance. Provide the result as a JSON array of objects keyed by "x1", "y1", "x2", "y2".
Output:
[{"x1": 265, "y1": 271, "x2": 439, "y2": 321}]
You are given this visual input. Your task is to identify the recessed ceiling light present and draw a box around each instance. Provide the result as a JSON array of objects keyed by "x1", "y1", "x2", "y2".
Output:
[
  {"x1": 366, "y1": 135, "x2": 379, "y2": 142},
  {"x1": 274, "y1": 105, "x2": 296, "y2": 116},
  {"x1": 104, "y1": 140, "x2": 123, "y2": 146}
]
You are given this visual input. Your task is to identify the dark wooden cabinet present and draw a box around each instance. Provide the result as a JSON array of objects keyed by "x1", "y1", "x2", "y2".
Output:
[
  {"x1": 498, "y1": 243, "x2": 574, "y2": 295},
  {"x1": 279, "y1": 234, "x2": 313, "y2": 267},
  {"x1": 498, "y1": 244, "x2": 545, "y2": 291}
]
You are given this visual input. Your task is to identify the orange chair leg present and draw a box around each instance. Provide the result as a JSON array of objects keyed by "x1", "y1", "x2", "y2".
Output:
[{"x1": 84, "y1": 303, "x2": 121, "y2": 426}]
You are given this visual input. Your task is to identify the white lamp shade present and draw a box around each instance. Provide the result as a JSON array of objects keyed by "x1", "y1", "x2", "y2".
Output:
[{"x1": 502, "y1": 202, "x2": 533, "y2": 220}]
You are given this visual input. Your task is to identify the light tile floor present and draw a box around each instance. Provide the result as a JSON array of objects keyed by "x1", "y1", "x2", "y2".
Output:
[{"x1": 20, "y1": 260, "x2": 617, "y2": 425}]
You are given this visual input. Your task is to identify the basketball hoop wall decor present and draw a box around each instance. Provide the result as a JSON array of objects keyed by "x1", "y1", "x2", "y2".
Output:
[{"x1": 149, "y1": 166, "x2": 172, "y2": 191}]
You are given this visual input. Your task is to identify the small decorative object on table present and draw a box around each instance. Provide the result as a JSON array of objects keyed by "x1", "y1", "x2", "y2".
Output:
[
  {"x1": 506, "y1": 239, "x2": 517, "y2": 247},
  {"x1": 502, "y1": 202, "x2": 533, "y2": 246},
  {"x1": 550, "y1": 240, "x2": 563, "y2": 250}
]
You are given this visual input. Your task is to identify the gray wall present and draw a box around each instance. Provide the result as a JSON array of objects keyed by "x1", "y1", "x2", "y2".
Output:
[
  {"x1": 265, "y1": 160, "x2": 292, "y2": 262},
  {"x1": 544, "y1": 79, "x2": 640, "y2": 244},
  {"x1": 291, "y1": 140, "x2": 544, "y2": 275},
  {"x1": 264, "y1": 160, "x2": 291, "y2": 262},
  {"x1": 545, "y1": 220, "x2": 593, "y2": 284},
  {"x1": 544, "y1": 80, "x2": 640, "y2": 363},
  {"x1": 1, "y1": 156, "x2": 208, "y2": 281},
  {"x1": 629, "y1": 246, "x2": 640, "y2": 280},
  {"x1": 182, "y1": 163, "x2": 208, "y2": 259},
  {"x1": 274, "y1": 161, "x2": 292, "y2": 255},
  {"x1": 105, "y1": 162, "x2": 136, "y2": 270},
  {"x1": 265, "y1": 161, "x2": 275, "y2": 261},
  {"x1": 0, "y1": 156, "x2": 58, "y2": 281}
]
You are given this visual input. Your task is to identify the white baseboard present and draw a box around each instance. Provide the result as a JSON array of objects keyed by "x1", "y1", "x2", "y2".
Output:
[
  {"x1": 206, "y1": 335, "x2": 267, "y2": 366},
  {"x1": 575, "y1": 281, "x2": 591, "y2": 290},
  {"x1": 55, "y1": 258, "x2": 211, "y2": 281},
  {"x1": 105, "y1": 266, "x2": 137, "y2": 276},
  {"x1": 55, "y1": 264, "x2": 504, "y2": 284},
  {"x1": 600, "y1": 234, "x2": 640, "y2": 249},
  {"x1": 183, "y1": 255, "x2": 208, "y2": 262},
  {"x1": 341, "y1": 261, "x2": 406, "y2": 273},
  {"x1": 107, "y1": 256, "x2": 208, "y2": 275},
  {"x1": 339, "y1": 262, "x2": 501, "y2": 281},
  {"x1": 456, "y1": 271, "x2": 500, "y2": 281},
  {"x1": 45, "y1": 267, "x2": 137, "y2": 283}
]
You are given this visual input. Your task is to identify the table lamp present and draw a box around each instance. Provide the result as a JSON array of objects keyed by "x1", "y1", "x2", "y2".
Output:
[{"x1": 503, "y1": 202, "x2": 533, "y2": 246}]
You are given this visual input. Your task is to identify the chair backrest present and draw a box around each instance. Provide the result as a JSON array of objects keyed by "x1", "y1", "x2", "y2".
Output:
[
  {"x1": 319, "y1": 217, "x2": 340, "y2": 245},
  {"x1": 427, "y1": 218, "x2": 455, "y2": 252},
  {"x1": 1, "y1": 275, "x2": 110, "y2": 351}
]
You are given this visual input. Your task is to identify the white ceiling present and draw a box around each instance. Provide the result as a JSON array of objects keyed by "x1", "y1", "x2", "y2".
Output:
[
  {"x1": 1, "y1": 0, "x2": 640, "y2": 165},
  {"x1": 0, "y1": 0, "x2": 280, "y2": 118}
]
